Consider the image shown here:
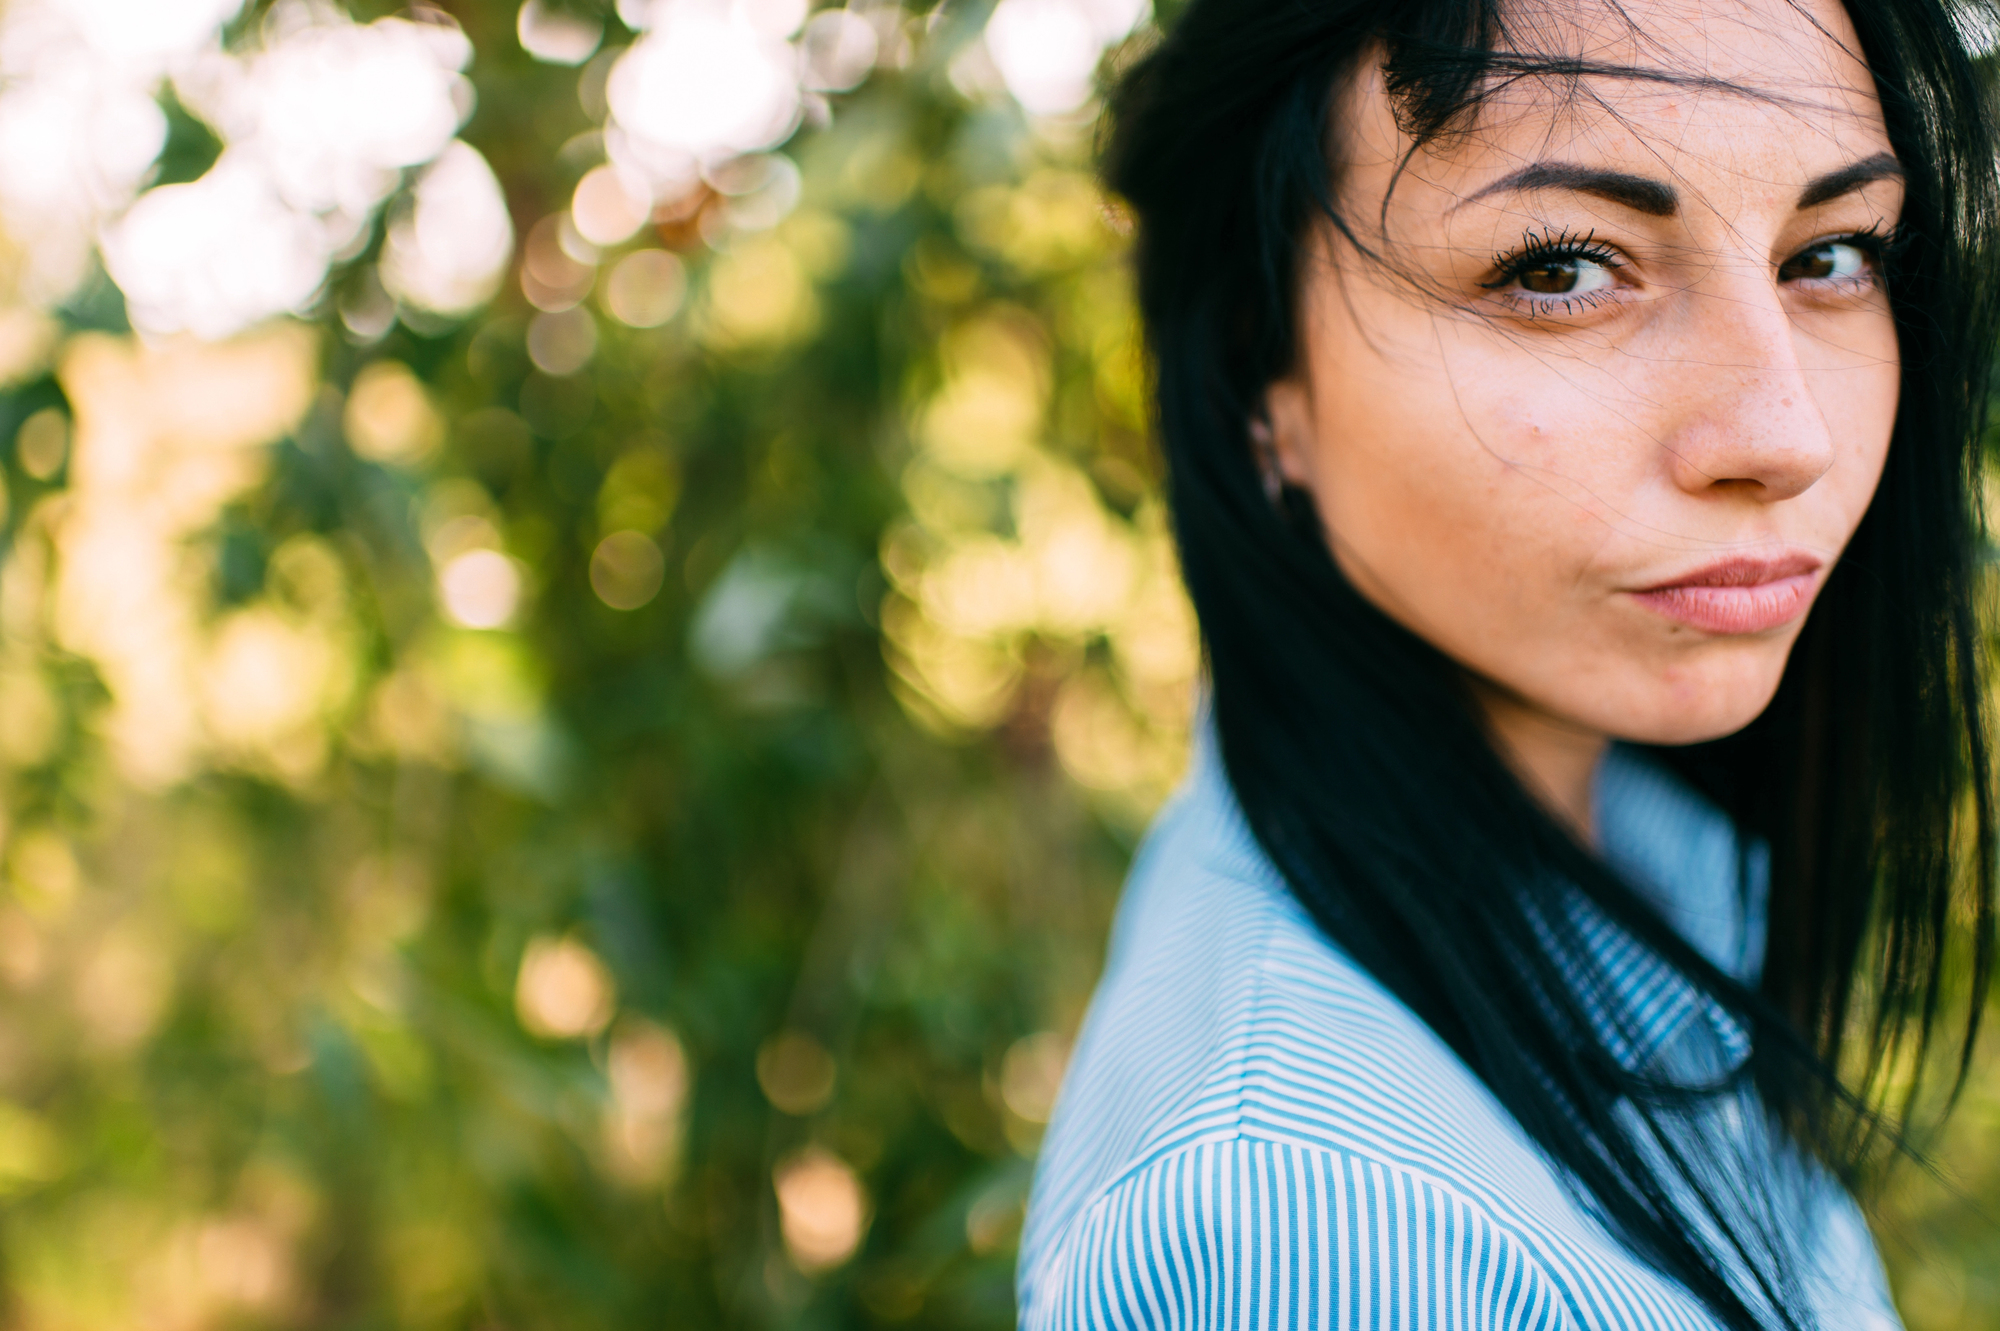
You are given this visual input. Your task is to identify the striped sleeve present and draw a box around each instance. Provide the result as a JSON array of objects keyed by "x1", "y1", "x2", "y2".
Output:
[{"x1": 1025, "y1": 1140, "x2": 1581, "y2": 1331}]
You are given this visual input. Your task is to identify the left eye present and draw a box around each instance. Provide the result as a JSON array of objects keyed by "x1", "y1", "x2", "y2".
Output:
[
  {"x1": 1513, "y1": 254, "x2": 1617, "y2": 296},
  {"x1": 1780, "y1": 240, "x2": 1870, "y2": 282}
]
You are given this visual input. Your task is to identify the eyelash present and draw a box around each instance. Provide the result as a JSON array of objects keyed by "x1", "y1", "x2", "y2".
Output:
[{"x1": 1480, "y1": 223, "x2": 1901, "y2": 315}]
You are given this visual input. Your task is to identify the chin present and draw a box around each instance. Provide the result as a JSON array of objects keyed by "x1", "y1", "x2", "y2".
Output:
[
  {"x1": 1607, "y1": 665, "x2": 1790, "y2": 748},
  {"x1": 1617, "y1": 709, "x2": 1765, "y2": 747}
]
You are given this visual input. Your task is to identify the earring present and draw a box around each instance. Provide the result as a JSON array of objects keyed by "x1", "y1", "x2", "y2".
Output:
[{"x1": 1247, "y1": 417, "x2": 1285, "y2": 504}]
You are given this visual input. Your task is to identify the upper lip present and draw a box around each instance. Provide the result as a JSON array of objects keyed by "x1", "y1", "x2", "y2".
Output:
[{"x1": 1633, "y1": 552, "x2": 1823, "y2": 592}]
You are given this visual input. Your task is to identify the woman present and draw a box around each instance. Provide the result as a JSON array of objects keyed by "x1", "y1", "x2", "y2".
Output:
[{"x1": 1018, "y1": 0, "x2": 1999, "y2": 1327}]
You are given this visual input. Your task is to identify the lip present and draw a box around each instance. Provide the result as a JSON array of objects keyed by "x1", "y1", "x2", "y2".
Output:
[{"x1": 1627, "y1": 553, "x2": 1824, "y2": 635}]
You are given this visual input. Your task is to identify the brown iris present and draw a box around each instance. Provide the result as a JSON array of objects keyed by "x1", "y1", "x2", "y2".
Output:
[
  {"x1": 1779, "y1": 242, "x2": 1844, "y2": 281},
  {"x1": 1518, "y1": 258, "x2": 1586, "y2": 293}
]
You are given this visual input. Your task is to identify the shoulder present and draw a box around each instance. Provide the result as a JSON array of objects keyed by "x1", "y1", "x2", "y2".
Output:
[
  {"x1": 1020, "y1": 753, "x2": 1706, "y2": 1329},
  {"x1": 1023, "y1": 1136, "x2": 1592, "y2": 1331},
  {"x1": 1026, "y1": 744, "x2": 1568, "y2": 1207},
  {"x1": 1021, "y1": 1124, "x2": 1769, "y2": 1331}
]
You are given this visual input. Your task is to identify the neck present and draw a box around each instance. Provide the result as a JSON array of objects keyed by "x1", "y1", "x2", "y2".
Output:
[{"x1": 1466, "y1": 680, "x2": 1609, "y2": 845}]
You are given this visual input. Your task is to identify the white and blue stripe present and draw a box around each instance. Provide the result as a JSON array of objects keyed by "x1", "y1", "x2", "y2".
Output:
[{"x1": 1018, "y1": 737, "x2": 1901, "y2": 1330}]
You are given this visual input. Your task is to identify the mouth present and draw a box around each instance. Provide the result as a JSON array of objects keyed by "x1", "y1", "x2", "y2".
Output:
[{"x1": 1628, "y1": 553, "x2": 1824, "y2": 635}]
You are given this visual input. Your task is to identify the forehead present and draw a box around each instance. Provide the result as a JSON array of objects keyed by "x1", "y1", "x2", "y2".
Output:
[{"x1": 1344, "y1": 0, "x2": 1891, "y2": 213}]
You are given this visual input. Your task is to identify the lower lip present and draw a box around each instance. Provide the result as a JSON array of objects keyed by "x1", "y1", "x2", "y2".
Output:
[{"x1": 1630, "y1": 574, "x2": 1817, "y2": 634}]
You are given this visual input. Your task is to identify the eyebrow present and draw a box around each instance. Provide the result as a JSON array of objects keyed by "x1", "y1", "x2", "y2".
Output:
[
  {"x1": 1460, "y1": 162, "x2": 1678, "y2": 216},
  {"x1": 1459, "y1": 152, "x2": 1905, "y2": 217},
  {"x1": 1795, "y1": 151, "x2": 1902, "y2": 208}
]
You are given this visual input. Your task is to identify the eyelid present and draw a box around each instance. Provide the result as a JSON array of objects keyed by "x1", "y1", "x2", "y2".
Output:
[{"x1": 1783, "y1": 225, "x2": 1895, "y2": 263}]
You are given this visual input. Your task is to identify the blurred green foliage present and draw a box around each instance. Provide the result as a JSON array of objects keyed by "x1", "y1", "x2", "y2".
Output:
[
  {"x1": 0, "y1": 2, "x2": 1991, "y2": 1329},
  {"x1": 0, "y1": 1, "x2": 1186, "y2": 1326}
]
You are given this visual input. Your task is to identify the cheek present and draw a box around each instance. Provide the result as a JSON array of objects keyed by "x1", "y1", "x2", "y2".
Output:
[
  {"x1": 1819, "y1": 355, "x2": 1899, "y2": 516},
  {"x1": 1302, "y1": 344, "x2": 1632, "y2": 640},
  {"x1": 1794, "y1": 301, "x2": 1899, "y2": 513}
]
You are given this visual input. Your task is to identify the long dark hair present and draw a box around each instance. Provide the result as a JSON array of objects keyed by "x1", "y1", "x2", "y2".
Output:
[{"x1": 1103, "y1": 1, "x2": 1999, "y2": 1326}]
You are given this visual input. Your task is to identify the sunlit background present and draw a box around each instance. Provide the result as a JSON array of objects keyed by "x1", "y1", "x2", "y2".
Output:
[{"x1": 0, "y1": 1, "x2": 1988, "y2": 1326}]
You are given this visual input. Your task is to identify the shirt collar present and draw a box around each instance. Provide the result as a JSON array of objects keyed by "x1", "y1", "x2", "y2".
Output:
[{"x1": 1581, "y1": 746, "x2": 1765, "y2": 1074}]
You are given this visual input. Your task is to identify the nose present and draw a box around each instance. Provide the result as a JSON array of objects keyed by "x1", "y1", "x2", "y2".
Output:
[{"x1": 1660, "y1": 288, "x2": 1837, "y2": 502}]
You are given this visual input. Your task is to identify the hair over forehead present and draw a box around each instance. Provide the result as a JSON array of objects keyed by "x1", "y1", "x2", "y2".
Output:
[{"x1": 1373, "y1": 0, "x2": 1874, "y2": 148}]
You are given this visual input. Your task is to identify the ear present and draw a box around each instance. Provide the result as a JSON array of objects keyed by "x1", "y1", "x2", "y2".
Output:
[{"x1": 1259, "y1": 376, "x2": 1317, "y2": 489}]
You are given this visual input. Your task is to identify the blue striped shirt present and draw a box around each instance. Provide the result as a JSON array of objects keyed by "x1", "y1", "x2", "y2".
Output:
[{"x1": 1018, "y1": 737, "x2": 1902, "y2": 1330}]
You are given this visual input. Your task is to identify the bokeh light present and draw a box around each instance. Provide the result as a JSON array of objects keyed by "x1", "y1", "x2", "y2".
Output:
[
  {"x1": 515, "y1": 936, "x2": 617, "y2": 1040},
  {"x1": 517, "y1": 0, "x2": 604, "y2": 65},
  {"x1": 590, "y1": 530, "x2": 667, "y2": 610},
  {"x1": 756, "y1": 1029, "x2": 837, "y2": 1115},
  {"x1": 526, "y1": 306, "x2": 599, "y2": 375},
  {"x1": 601, "y1": 248, "x2": 688, "y2": 327},
  {"x1": 437, "y1": 549, "x2": 522, "y2": 629},
  {"x1": 982, "y1": 0, "x2": 1147, "y2": 115},
  {"x1": 378, "y1": 140, "x2": 514, "y2": 317},
  {"x1": 101, "y1": 156, "x2": 326, "y2": 340},
  {"x1": 13, "y1": 408, "x2": 65, "y2": 481},
  {"x1": 343, "y1": 360, "x2": 444, "y2": 465},
  {"x1": 774, "y1": 1147, "x2": 868, "y2": 1274},
  {"x1": 800, "y1": 9, "x2": 877, "y2": 91},
  {"x1": 999, "y1": 1032, "x2": 1070, "y2": 1125},
  {"x1": 570, "y1": 163, "x2": 652, "y2": 245},
  {"x1": 603, "y1": 1019, "x2": 691, "y2": 1185},
  {"x1": 607, "y1": 0, "x2": 803, "y2": 188}
]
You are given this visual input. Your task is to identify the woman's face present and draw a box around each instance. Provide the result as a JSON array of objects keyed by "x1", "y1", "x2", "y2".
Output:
[{"x1": 1265, "y1": 0, "x2": 1902, "y2": 753}]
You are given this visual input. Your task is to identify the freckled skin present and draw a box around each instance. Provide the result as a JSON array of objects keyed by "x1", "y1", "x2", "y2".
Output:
[{"x1": 1262, "y1": 0, "x2": 1901, "y2": 831}]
